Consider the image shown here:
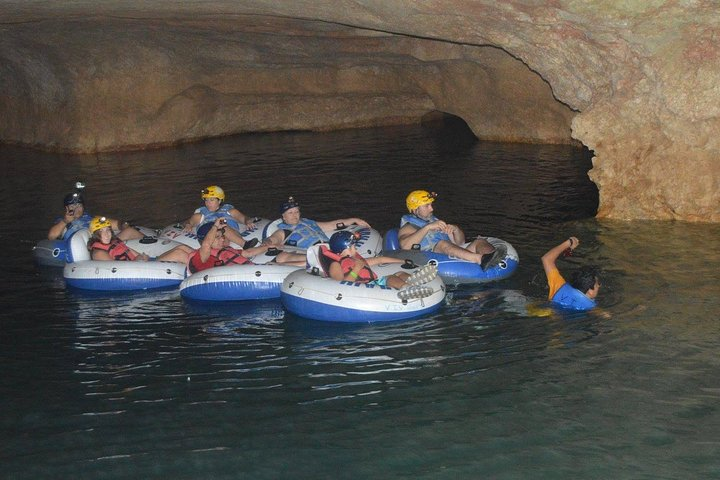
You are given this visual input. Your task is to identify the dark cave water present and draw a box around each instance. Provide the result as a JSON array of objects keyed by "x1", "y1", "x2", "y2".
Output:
[{"x1": 1, "y1": 123, "x2": 719, "y2": 479}]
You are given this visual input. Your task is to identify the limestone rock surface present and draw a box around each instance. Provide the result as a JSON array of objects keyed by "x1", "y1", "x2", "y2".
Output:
[{"x1": 1, "y1": 1, "x2": 718, "y2": 221}]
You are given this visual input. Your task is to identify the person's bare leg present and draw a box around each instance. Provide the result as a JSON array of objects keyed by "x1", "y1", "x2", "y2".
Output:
[{"x1": 466, "y1": 237, "x2": 495, "y2": 256}]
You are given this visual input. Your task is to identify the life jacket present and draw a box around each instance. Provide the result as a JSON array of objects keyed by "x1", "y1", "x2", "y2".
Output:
[
  {"x1": 61, "y1": 213, "x2": 93, "y2": 241},
  {"x1": 551, "y1": 283, "x2": 597, "y2": 311},
  {"x1": 319, "y1": 245, "x2": 376, "y2": 282},
  {"x1": 400, "y1": 214, "x2": 451, "y2": 251},
  {"x1": 189, "y1": 246, "x2": 252, "y2": 274},
  {"x1": 277, "y1": 218, "x2": 329, "y2": 248},
  {"x1": 196, "y1": 204, "x2": 240, "y2": 231},
  {"x1": 90, "y1": 238, "x2": 137, "y2": 261},
  {"x1": 213, "y1": 246, "x2": 251, "y2": 267}
]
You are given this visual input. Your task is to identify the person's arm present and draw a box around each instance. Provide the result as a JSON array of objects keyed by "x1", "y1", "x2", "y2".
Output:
[
  {"x1": 47, "y1": 208, "x2": 76, "y2": 240},
  {"x1": 197, "y1": 220, "x2": 223, "y2": 263},
  {"x1": 130, "y1": 246, "x2": 149, "y2": 262},
  {"x1": 327, "y1": 261, "x2": 346, "y2": 281},
  {"x1": 366, "y1": 256, "x2": 403, "y2": 266},
  {"x1": 328, "y1": 256, "x2": 370, "y2": 281},
  {"x1": 91, "y1": 248, "x2": 113, "y2": 261},
  {"x1": 263, "y1": 229, "x2": 286, "y2": 247},
  {"x1": 316, "y1": 218, "x2": 370, "y2": 230},
  {"x1": 229, "y1": 208, "x2": 255, "y2": 228},
  {"x1": 541, "y1": 236, "x2": 579, "y2": 276},
  {"x1": 541, "y1": 237, "x2": 577, "y2": 300},
  {"x1": 398, "y1": 221, "x2": 447, "y2": 249},
  {"x1": 182, "y1": 212, "x2": 202, "y2": 232},
  {"x1": 48, "y1": 219, "x2": 69, "y2": 240},
  {"x1": 106, "y1": 217, "x2": 122, "y2": 231},
  {"x1": 447, "y1": 224, "x2": 466, "y2": 245}
]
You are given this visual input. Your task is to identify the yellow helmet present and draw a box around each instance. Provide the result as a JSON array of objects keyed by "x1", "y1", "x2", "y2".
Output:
[
  {"x1": 201, "y1": 185, "x2": 225, "y2": 201},
  {"x1": 90, "y1": 216, "x2": 112, "y2": 234},
  {"x1": 406, "y1": 190, "x2": 437, "y2": 212}
]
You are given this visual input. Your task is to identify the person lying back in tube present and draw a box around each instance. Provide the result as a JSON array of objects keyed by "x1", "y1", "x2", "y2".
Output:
[
  {"x1": 88, "y1": 216, "x2": 193, "y2": 263},
  {"x1": 322, "y1": 231, "x2": 438, "y2": 301},
  {"x1": 398, "y1": 190, "x2": 498, "y2": 270},
  {"x1": 265, "y1": 196, "x2": 370, "y2": 249},
  {"x1": 49, "y1": 191, "x2": 143, "y2": 242},
  {"x1": 182, "y1": 185, "x2": 256, "y2": 248},
  {"x1": 187, "y1": 218, "x2": 269, "y2": 273}
]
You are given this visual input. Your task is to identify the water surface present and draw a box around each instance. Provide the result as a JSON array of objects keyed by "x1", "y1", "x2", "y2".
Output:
[{"x1": 1, "y1": 124, "x2": 719, "y2": 479}]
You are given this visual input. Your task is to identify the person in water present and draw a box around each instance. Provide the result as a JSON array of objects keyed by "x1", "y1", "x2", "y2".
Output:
[
  {"x1": 264, "y1": 196, "x2": 370, "y2": 249},
  {"x1": 541, "y1": 236, "x2": 601, "y2": 311},
  {"x1": 88, "y1": 216, "x2": 193, "y2": 263},
  {"x1": 398, "y1": 190, "x2": 497, "y2": 269},
  {"x1": 322, "y1": 231, "x2": 438, "y2": 300},
  {"x1": 182, "y1": 185, "x2": 256, "y2": 248},
  {"x1": 49, "y1": 191, "x2": 144, "y2": 242},
  {"x1": 188, "y1": 218, "x2": 273, "y2": 273}
]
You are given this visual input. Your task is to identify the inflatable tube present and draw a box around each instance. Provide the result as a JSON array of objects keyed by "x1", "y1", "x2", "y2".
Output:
[
  {"x1": 180, "y1": 263, "x2": 302, "y2": 301},
  {"x1": 33, "y1": 225, "x2": 162, "y2": 267},
  {"x1": 33, "y1": 239, "x2": 69, "y2": 267},
  {"x1": 64, "y1": 260, "x2": 187, "y2": 291},
  {"x1": 382, "y1": 228, "x2": 519, "y2": 285},
  {"x1": 62, "y1": 230, "x2": 186, "y2": 291},
  {"x1": 263, "y1": 220, "x2": 383, "y2": 258},
  {"x1": 159, "y1": 217, "x2": 270, "y2": 250},
  {"x1": 280, "y1": 261, "x2": 446, "y2": 323}
]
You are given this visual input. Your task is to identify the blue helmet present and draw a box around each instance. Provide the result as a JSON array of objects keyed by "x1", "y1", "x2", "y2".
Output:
[
  {"x1": 280, "y1": 196, "x2": 300, "y2": 214},
  {"x1": 196, "y1": 222, "x2": 214, "y2": 241},
  {"x1": 329, "y1": 231, "x2": 360, "y2": 254}
]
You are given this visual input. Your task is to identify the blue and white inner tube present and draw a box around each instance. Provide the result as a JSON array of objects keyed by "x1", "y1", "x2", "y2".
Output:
[
  {"x1": 180, "y1": 261, "x2": 302, "y2": 302},
  {"x1": 63, "y1": 230, "x2": 187, "y2": 291},
  {"x1": 280, "y1": 245, "x2": 446, "y2": 323},
  {"x1": 33, "y1": 239, "x2": 69, "y2": 267},
  {"x1": 382, "y1": 228, "x2": 519, "y2": 285},
  {"x1": 159, "y1": 217, "x2": 270, "y2": 250}
]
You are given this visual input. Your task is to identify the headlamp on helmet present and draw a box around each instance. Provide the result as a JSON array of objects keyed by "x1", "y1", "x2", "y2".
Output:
[
  {"x1": 406, "y1": 190, "x2": 437, "y2": 212},
  {"x1": 90, "y1": 216, "x2": 112, "y2": 234},
  {"x1": 201, "y1": 185, "x2": 225, "y2": 201},
  {"x1": 280, "y1": 196, "x2": 300, "y2": 214},
  {"x1": 63, "y1": 192, "x2": 85, "y2": 207},
  {"x1": 329, "y1": 230, "x2": 361, "y2": 254}
]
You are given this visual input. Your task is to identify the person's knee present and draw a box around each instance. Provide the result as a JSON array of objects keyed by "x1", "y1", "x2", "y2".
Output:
[{"x1": 432, "y1": 240, "x2": 452, "y2": 254}]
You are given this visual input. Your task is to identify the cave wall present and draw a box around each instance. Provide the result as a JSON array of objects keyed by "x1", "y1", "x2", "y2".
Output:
[
  {"x1": 1, "y1": 1, "x2": 718, "y2": 222},
  {"x1": 0, "y1": 17, "x2": 573, "y2": 151}
]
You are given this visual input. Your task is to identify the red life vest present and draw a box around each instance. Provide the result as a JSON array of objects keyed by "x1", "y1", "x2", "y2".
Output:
[
  {"x1": 320, "y1": 245, "x2": 376, "y2": 282},
  {"x1": 214, "y1": 246, "x2": 251, "y2": 266},
  {"x1": 189, "y1": 246, "x2": 251, "y2": 273},
  {"x1": 90, "y1": 238, "x2": 137, "y2": 261}
]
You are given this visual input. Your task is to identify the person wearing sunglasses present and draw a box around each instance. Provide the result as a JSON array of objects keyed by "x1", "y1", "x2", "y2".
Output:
[
  {"x1": 399, "y1": 190, "x2": 497, "y2": 269},
  {"x1": 49, "y1": 191, "x2": 143, "y2": 242},
  {"x1": 264, "y1": 196, "x2": 370, "y2": 249},
  {"x1": 322, "y1": 231, "x2": 437, "y2": 300},
  {"x1": 88, "y1": 216, "x2": 193, "y2": 263},
  {"x1": 541, "y1": 236, "x2": 601, "y2": 311},
  {"x1": 182, "y1": 185, "x2": 256, "y2": 248}
]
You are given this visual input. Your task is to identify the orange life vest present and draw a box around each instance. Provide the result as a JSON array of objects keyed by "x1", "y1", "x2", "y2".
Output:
[
  {"x1": 320, "y1": 245, "x2": 376, "y2": 282},
  {"x1": 90, "y1": 238, "x2": 138, "y2": 261}
]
